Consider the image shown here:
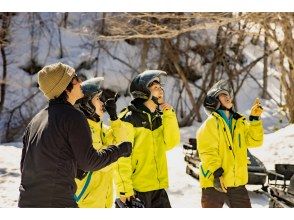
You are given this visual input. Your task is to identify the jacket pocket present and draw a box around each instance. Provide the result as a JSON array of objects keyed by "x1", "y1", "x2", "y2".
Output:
[{"x1": 238, "y1": 134, "x2": 241, "y2": 148}]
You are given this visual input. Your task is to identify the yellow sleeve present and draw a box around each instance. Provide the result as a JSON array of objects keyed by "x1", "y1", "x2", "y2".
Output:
[
  {"x1": 97, "y1": 124, "x2": 114, "y2": 173},
  {"x1": 99, "y1": 119, "x2": 129, "y2": 173},
  {"x1": 196, "y1": 116, "x2": 222, "y2": 176},
  {"x1": 109, "y1": 119, "x2": 128, "y2": 144},
  {"x1": 113, "y1": 121, "x2": 134, "y2": 197},
  {"x1": 245, "y1": 119, "x2": 264, "y2": 148},
  {"x1": 162, "y1": 108, "x2": 180, "y2": 151}
]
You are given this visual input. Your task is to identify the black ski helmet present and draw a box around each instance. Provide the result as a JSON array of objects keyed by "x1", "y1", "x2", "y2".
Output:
[
  {"x1": 76, "y1": 77, "x2": 104, "y2": 118},
  {"x1": 82, "y1": 77, "x2": 104, "y2": 98},
  {"x1": 203, "y1": 80, "x2": 233, "y2": 113},
  {"x1": 129, "y1": 70, "x2": 167, "y2": 100}
]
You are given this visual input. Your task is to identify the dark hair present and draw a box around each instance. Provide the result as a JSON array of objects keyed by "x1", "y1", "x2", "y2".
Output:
[
  {"x1": 53, "y1": 81, "x2": 74, "y2": 102},
  {"x1": 148, "y1": 80, "x2": 160, "y2": 88}
]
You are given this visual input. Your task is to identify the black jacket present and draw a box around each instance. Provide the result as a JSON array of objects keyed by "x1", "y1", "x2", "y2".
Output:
[{"x1": 18, "y1": 100, "x2": 126, "y2": 207}]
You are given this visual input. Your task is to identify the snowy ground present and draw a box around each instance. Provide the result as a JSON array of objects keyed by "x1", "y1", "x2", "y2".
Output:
[
  {"x1": 0, "y1": 125, "x2": 293, "y2": 208},
  {"x1": 0, "y1": 142, "x2": 22, "y2": 208}
]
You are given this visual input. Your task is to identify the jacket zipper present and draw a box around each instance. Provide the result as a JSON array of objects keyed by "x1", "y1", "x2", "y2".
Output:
[
  {"x1": 233, "y1": 119, "x2": 241, "y2": 186},
  {"x1": 223, "y1": 122, "x2": 236, "y2": 186},
  {"x1": 147, "y1": 113, "x2": 160, "y2": 187},
  {"x1": 132, "y1": 160, "x2": 138, "y2": 174},
  {"x1": 223, "y1": 127, "x2": 235, "y2": 158}
]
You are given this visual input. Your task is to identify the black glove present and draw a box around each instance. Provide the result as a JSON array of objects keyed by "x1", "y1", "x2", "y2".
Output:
[
  {"x1": 76, "y1": 169, "x2": 88, "y2": 180},
  {"x1": 213, "y1": 177, "x2": 227, "y2": 193},
  {"x1": 127, "y1": 197, "x2": 145, "y2": 208},
  {"x1": 115, "y1": 198, "x2": 128, "y2": 208},
  {"x1": 117, "y1": 141, "x2": 132, "y2": 157},
  {"x1": 213, "y1": 168, "x2": 227, "y2": 193},
  {"x1": 115, "y1": 197, "x2": 145, "y2": 208},
  {"x1": 104, "y1": 93, "x2": 118, "y2": 120}
]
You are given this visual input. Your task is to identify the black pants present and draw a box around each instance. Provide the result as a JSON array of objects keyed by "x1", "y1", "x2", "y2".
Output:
[
  {"x1": 201, "y1": 186, "x2": 251, "y2": 208},
  {"x1": 135, "y1": 189, "x2": 171, "y2": 208}
]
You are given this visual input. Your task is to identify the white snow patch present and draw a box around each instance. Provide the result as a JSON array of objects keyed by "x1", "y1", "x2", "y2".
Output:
[{"x1": 2, "y1": 124, "x2": 293, "y2": 207}]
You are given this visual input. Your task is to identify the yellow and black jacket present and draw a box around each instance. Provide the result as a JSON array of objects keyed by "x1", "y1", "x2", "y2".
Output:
[
  {"x1": 75, "y1": 119, "x2": 126, "y2": 208},
  {"x1": 114, "y1": 101, "x2": 180, "y2": 197},
  {"x1": 196, "y1": 111, "x2": 263, "y2": 189}
]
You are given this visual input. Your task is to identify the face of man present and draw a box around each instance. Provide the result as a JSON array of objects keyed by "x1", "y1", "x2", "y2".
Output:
[
  {"x1": 148, "y1": 81, "x2": 164, "y2": 104},
  {"x1": 67, "y1": 75, "x2": 84, "y2": 103},
  {"x1": 218, "y1": 92, "x2": 233, "y2": 109},
  {"x1": 91, "y1": 93, "x2": 104, "y2": 117}
]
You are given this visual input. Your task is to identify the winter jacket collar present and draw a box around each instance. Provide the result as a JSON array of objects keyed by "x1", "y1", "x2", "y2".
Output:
[
  {"x1": 49, "y1": 99, "x2": 72, "y2": 106},
  {"x1": 216, "y1": 109, "x2": 233, "y2": 132},
  {"x1": 212, "y1": 111, "x2": 246, "y2": 147},
  {"x1": 129, "y1": 99, "x2": 162, "y2": 119}
]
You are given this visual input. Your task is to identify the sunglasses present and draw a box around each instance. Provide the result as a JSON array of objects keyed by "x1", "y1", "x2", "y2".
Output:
[{"x1": 71, "y1": 74, "x2": 82, "y2": 85}]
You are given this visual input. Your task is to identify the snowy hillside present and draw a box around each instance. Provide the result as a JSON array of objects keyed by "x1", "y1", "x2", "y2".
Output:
[
  {"x1": 1, "y1": 124, "x2": 293, "y2": 208},
  {"x1": 0, "y1": 13, "x2": 291, "y2": 144},
  {"x1": 250, "y1": 124, "x2": 294, "y2": 170}
]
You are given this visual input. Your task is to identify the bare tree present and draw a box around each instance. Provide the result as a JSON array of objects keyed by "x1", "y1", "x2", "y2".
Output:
[
  {"x1": 84, "y1": 12, "x2": 288, "y2": 125},
  {"x1": 0, "y1": 13, "x2": 12, "y2": 115},
  {"x1": 2, "y1": 12, "x2": 292, "y2": 141},
  {"x1": 250, "y1": 13, "x2": 294, "y2": 123},
  {"x1": 262, "y1": 28, "x2": 269, "y2": 99}
]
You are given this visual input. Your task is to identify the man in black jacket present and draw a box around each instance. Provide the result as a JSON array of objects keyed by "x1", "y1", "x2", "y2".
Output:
[{"x1": 18, "y1": 62, "x2": 131, "y2": 208}]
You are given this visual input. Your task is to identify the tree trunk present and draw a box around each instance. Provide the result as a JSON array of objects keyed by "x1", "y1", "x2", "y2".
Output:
[
  {"x1": 262, "y1": 30, "x2": 269, "y2": 99},
  {"x1": 0, "y1": 47, "x2": 7, "y2": 114},
  {"x1": 58, "y1": 27, "x2": 64, "y2": 58},
  {"x1": 63, "y1": 12, "x2": 68, "y2": 28},
  {"x1": 164, "y1": 40, "x2": 202, "y2": 123},
  {"x1": 0, "y1": 13, "x2": 10, "y2": 115},
  {"x1": 140, "y1": 39, "x2": 149, "y2": 71}
]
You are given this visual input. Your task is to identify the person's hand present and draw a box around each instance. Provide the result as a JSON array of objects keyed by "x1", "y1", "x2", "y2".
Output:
[
  {"x1": 160, "y1": 103, "x2": 172, "y2": 111},
  {"x1": 115, "y1": 196, "x2": 133, "y2": 208},
  {"x1": 213, "y1": 167, "x2": 227, "y2": 193},
  {"x1": 250, "y1": 98, "x2": 263, "y2": 117},
  {"x1": 213, "y1": 176, "x2": 227, "y2": 193},
  {"x1": 104, "y1": 93, "x2": 118, "y2": 120},
  {"x1": 117, "y1": 142, "x2": 132, "y2": 157},
  {"x1": 119, "y1": 196, "x2": 132, "y2": 204},
  {"x1": 119, "y1": 196, "x2": 145, "y2": 208}
]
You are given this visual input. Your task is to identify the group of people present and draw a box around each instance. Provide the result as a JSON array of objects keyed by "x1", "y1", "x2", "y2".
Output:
[{"x1": 18, "y1": 62, "x2": 264, "y2": 208}]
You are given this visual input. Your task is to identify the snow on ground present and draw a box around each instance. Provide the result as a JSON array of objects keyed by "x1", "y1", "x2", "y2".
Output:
[
  {"x1": 1, "y1": 125, "x2": 293, "y2": 208},
  {"x1": 250, "y1": 124, "x2": 294, "y2": 170},
  {"x1": 0, "y1": 142, "x2": 22, "y2": 208}
]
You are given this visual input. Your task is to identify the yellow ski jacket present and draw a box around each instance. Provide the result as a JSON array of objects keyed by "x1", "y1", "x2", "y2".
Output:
[
  {"x1": 196, "y1": 111, "x2": 263, "y2": 188},
  {"x1": 114, "y1": 103, "x2": 180, "y2": 197},
  {"x1": 75, "y1": 119, "x2": 126, "y2": 208}
]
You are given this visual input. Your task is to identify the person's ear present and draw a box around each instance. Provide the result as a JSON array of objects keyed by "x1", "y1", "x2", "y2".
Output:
[{"x1": 65, "y1": 89, "x2": 71, "y2": 96}]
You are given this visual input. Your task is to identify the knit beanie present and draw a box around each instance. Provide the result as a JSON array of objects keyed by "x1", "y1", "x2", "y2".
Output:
[{"x1": 38, "y1": 62, "x2": 75, "y2": 100}]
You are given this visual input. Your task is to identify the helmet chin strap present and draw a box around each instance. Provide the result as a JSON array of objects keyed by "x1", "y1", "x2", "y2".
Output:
[
  {"x1": 219, "y1": 105, "x2": 235, "y2": 114},
  {"x1": 151, "y1": 96, "x2": 161, "y2": 106},
  {"x1": 81, "y1": 102, "x2": 101, "y2": 122}
]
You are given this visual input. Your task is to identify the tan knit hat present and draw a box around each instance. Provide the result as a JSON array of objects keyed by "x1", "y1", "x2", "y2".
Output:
[{"x1": 38, "y1": 62, "x2": 75, "y2": 100}]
